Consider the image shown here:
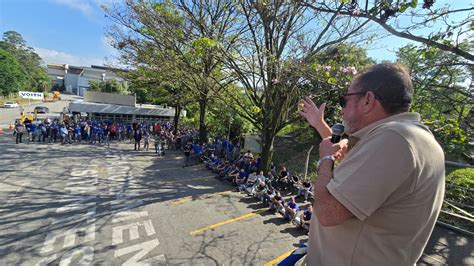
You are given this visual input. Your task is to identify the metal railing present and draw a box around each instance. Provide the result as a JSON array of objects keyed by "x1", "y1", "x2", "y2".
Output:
[{"x1": 438, "y1": 161, "x2": 473, "y2": 237}]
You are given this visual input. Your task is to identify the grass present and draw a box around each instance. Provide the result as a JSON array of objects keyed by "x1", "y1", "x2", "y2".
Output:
[
  {"x1": 446, "y1": 167, "x2": 474, "y2": 188},
  {"x1": 441, "y1": 167, "x2": 473, "y2": 231}
]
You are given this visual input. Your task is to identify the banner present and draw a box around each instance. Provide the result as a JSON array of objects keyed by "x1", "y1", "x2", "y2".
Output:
[{"x1": 19, "y1": 91, "x2": 44, "y2": 100}]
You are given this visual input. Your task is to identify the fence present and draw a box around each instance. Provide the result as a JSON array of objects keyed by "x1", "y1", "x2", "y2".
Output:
[{"x1": 438, "y1": 161, "x2": 474, "y2": 237}]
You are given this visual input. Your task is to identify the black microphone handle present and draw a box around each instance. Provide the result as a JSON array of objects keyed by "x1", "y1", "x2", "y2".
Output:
[{"x1": 330, "y1": 135, "x2": 341, "y2": 143}]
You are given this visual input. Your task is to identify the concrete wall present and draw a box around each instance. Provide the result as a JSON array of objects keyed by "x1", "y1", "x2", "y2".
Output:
[
  {"x1": 84, "y1": 91, "x2": 135, "y2": 106},
  {"x1": 65, "y1": 74, "x2": 79, "y2": 91},
  {"x1": 243, "y1": 134, "x2": 262, "y2": 153}
]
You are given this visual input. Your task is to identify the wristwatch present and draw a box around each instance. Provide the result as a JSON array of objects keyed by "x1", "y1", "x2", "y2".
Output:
[{"x1": 317, "y1": 155, "x2": 334, "y2": 171}]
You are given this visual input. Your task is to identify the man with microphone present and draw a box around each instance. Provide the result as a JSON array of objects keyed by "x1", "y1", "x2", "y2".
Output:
[{"x1": 299, "y1": 63, "x2": 445, "y2": 265}]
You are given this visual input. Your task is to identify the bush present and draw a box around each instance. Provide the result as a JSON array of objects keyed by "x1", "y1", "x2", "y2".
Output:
[{"x1": 446, "y1": 167, "x2": 474, "y2": 188}]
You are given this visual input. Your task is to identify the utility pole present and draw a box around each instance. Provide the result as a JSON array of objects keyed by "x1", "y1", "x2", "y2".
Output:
[{"x1": 304, "y1": 145, "x2": 314, "y2": 179}]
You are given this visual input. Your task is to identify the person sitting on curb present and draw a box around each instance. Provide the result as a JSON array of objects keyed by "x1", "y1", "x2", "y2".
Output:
[
  {"x1": 297, "y1": 178, "x2": 313, "y2": 202},
  {"x1": 284, "y1": 196, "x2": 299, "y2": 223},
  {"x1": 296, "y1": 206, "x2": 312, "y2": 231},
  {"x1": 235, "y1": 168, "x2": 249, "y2": 187},
  {"x1": 269, "y1": 191, "x2": 285, "y2": 213},
  {"x1": 240, "y1": 170, "x2": 257, "y2": 193}
]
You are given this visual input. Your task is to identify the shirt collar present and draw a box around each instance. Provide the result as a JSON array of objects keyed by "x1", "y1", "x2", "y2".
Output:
[{"x1": 348, "y1": 112, "x2": 421, "y2": 147}]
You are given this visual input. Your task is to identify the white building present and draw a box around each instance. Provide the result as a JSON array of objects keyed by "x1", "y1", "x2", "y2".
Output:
[{"x1": 47, "y1": 64, "x2": 126, "y2": 96}]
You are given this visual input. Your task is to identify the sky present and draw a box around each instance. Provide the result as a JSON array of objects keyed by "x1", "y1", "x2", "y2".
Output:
[
  {"x1": 0, "y1": 0, "x2": 117, "y2": 67},
  {"x1": 0, "y1": 0, "x2": 469, "y2": 67}
]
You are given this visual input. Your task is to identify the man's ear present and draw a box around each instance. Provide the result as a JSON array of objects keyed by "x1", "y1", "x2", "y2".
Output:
[{"x1": 363, "y1": 91, "x2": 378, "y2": 112}]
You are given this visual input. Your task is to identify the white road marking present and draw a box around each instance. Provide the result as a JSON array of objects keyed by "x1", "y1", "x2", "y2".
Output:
[
  {"x1": 112, "y1": 220, "x2": 156, "y2": 245},
  {"x1": 113, "y1": 211, "x2": 149, "y2": 223},
  {"x1": 114, "y1": 239, "x2": 164, "y2": 266}
]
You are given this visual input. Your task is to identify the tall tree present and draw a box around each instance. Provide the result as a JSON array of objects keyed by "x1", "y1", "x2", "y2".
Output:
[
  {"x1": 397, "y1": 42, "x2": 473, "y2": 157},
  {"x1": 302, "y1": 0, "x2": 473, "y2": 62},
  {"x1": 0, "y1": 31, "x2": 50, "y2": 92},
  {"x1": 103, "y1": 0, "x2": 239, "y2": 141},
  {"x1": 219, "y1": 1, "x2": 373, "y2": 171},
  {"x1": 0, "y1": 48, "x2": 27, "y2": 96}
]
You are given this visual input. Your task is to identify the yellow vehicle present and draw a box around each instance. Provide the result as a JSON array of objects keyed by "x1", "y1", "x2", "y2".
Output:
[{"x1": 53, "y1": 91, "x2": 61, "y2": 100}]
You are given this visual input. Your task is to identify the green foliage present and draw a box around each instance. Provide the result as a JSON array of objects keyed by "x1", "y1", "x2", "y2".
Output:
[
  {"x1": 289, "y1": 44, "x2": 374, "y2": 134},
  {"x1": 200, "y1": 84, "x2": 256, "y2": 141},
  {"x1": 446, "y1": 167, "x2": 474, "y2": 188},
  {"x1": 88, "y1": 80, "x2": 128, "y2": 94},
  {"x1": 0, "y1": 48, "x2": 26, "y2": 96},
  {"x1": 191, "y1": 37, "x2": 219, "y2": 57},
  {"x1": 423, "y1": 118, "x2": 470, "y2": 157},
  {"x1": 443, "y1": 167, "x2": 473, "y2": 231},
  {"x1": 0, "y1": 31, "x2": 50, "y2": 95},
  {"x1": 397, "y1": 43, "x2": 472, "y2": 158},
  {"x1": 104, "y1": 0, "x2": 235, "y2": 140}
]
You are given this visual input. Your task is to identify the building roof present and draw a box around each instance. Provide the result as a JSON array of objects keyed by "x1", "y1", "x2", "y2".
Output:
[{"x1": 69, "y1": 101, "x2": 175, "y2": 117}]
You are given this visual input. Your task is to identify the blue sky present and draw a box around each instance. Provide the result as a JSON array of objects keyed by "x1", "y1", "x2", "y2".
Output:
[
  {"x1": 0, "y1": 0, "x2": 469, "y2": 67},
  {"x1": 0, "y1": 0, "x2": 116, "y2": 66}
]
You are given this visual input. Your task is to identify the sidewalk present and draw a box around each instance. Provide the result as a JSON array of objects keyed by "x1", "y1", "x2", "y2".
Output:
[{"x1": 419, "y1": 225, "x2": 473, "y2": 265}]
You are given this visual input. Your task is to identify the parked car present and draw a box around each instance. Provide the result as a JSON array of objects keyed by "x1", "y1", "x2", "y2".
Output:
[
  {"x1": 34, "y1": 106, "x2": 49, "y2": 114},
  {"x1": 3, "y1": 101, "x2": 19, "y2": 108}
]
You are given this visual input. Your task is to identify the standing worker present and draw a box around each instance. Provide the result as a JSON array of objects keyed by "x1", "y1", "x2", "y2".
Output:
[
  {"x1": 14, "y1": 120, "x2": 25, "y2": 144},
  {"x1": 299, "y1": 63, "x2": 445, "y2": 265}
]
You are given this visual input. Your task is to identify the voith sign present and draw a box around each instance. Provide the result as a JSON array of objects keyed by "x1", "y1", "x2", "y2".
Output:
[{"x1": 19, "y1": 91, "x2": 44, "y2": 100}]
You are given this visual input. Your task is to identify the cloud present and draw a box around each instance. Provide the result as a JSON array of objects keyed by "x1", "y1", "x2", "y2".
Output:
[
  {"x1": 51, "y1": 0, "x2": 95, "y2": 18},
  {"x1": 34, "y1": 47, "x2": 105, "y2": 67}
]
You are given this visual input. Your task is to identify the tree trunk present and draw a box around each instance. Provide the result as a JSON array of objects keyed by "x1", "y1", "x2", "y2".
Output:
[
  {"x1": 173, "y1": 104, "x2": 181, "y2": 135},
  {"x1": 198, "y1": 97, "x2": 207, "y2": 143},
  {"x1": 260, "y1": 127, "x2": 276, "y2": 173}
]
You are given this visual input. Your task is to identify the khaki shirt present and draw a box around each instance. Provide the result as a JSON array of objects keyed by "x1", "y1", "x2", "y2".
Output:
[{"x1": 307, "y1": 113, "x2": 445, "y2": 265}]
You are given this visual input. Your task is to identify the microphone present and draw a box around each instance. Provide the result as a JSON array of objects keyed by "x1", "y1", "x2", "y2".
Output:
[{"x1": 330, "y1": 123, "x2": 345, "y2": 143}]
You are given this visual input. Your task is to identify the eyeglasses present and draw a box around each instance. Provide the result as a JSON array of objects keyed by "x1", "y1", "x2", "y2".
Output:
[{"x1": 339, "y1": 92, "x2": 367, "y2": 108}]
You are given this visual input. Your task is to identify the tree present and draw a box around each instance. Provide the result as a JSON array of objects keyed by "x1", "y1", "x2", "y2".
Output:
[
  {"x1": 0, "y1": 48, "x2": 27, "y2": 96},
  {"x1": 103, "y1": 0, "x2": 239, "y2": 141},
  {"x1": 302, "y1": 0, "x2": 473, "y2": 62},
  {"x1": 125, "y1": 63, "x2": 195, "y2": 135},
  {"x1": 0, "y1": 31, "x2": 50, "y2": 91},
  {"x1": 218, "y1": 1, "x2": 374, "y2": 171},
  {"x1": 397, "y1": 42, "x2": 473, "y2": 158},
  {"x1": 88, "y1": 79, "x2": 128, "y2": 94}
]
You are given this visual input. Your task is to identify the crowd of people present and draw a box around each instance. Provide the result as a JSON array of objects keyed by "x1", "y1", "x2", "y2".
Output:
[
  {"x1": 12, "y1": 117, "x2": 198, "y2": 157},
  {"x1": 171, "y1": 64, "x2": 445, "y2": 265},
  {"x1": 8, "y1": 63, "x2": 449, "y2": 264},
  {"x1": 190, "y1": 139, "x2": 315, "y2": 231}
]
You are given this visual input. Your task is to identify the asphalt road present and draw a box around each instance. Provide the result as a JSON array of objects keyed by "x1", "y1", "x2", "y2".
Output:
[
  {"x1": 0, "y1": 137, "x2": 308, "y2": 265},
  {"x1": 0, "y1": 133, "x2": 471, "y2": 265},
  {"x1": 0, "y1": 94, "x2": 79, "y2": 128}
]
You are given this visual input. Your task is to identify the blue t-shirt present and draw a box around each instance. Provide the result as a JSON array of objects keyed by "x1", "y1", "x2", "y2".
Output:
[
  {"x1": 238, "y1": 171, "x2": 248, "y2": 179},
  {"x1": 303, "y1": 210, "x2": 312, "y2": 221},
  {"x1": 287, "y1": 201, "x2": 299, "y2": 211},
  {"x1": 193, "y1": 144, "x2": 202, "y2": 155}
]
